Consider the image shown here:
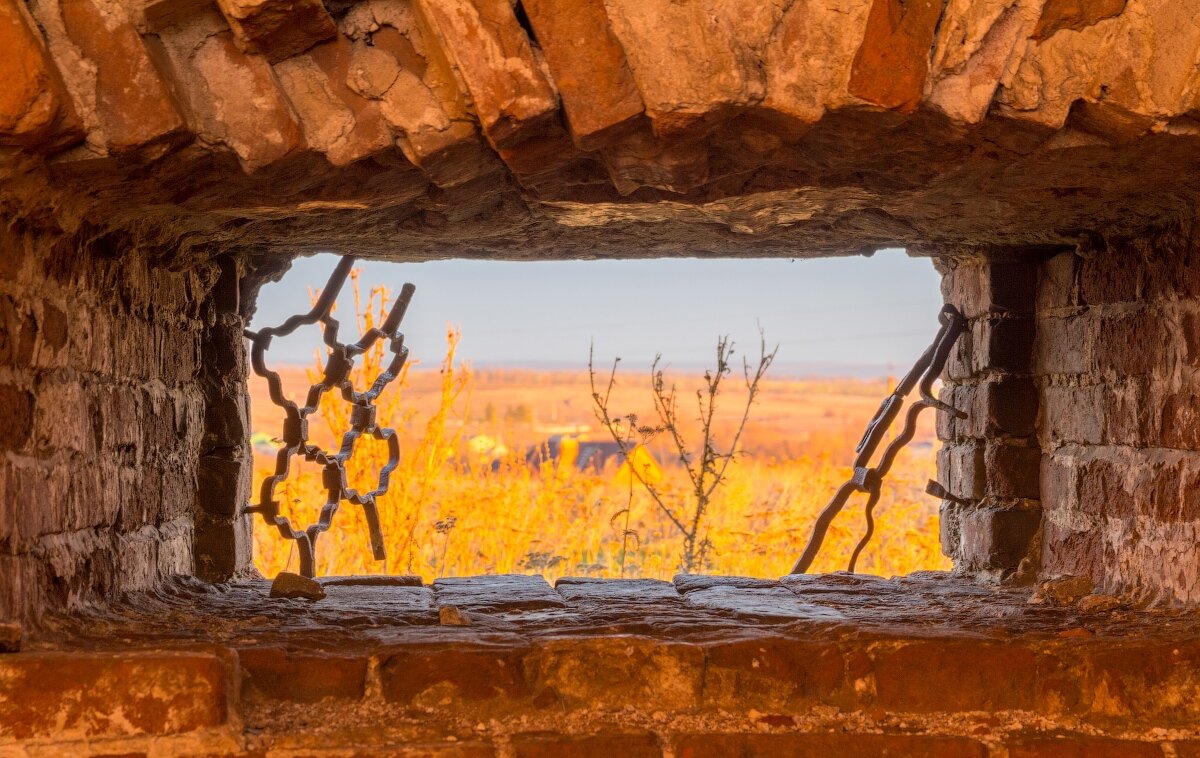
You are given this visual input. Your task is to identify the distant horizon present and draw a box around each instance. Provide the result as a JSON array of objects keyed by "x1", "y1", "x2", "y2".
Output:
[{"x1": 249, "y1": 251, "x2": 944, "y2": 377}]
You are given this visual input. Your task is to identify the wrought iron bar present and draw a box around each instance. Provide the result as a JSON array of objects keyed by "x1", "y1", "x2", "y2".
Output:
[
  {"x1": 790, "y1": 304, "x2": 968, "y2": 575},
  {"x1": 243, "y1": 255, "x2": 415, "y2": 578}
]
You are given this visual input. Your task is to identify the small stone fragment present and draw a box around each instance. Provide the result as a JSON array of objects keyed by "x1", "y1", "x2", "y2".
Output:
[
  {"x1": 270, "y1": 571, "x2": 326, "y2": 600},
  {"x1": 0, "y1": 622, "x2": 22, "y2": 652},
  {"x1": 1078, "y1": 594, "x2": 1122, "y2": 613},
  {"x1": 1040, "y1": 575, "x2": 1094, "y2": 606},
  {"x1": 439, "y1": 605, "x2": 472, "y2": 626}
]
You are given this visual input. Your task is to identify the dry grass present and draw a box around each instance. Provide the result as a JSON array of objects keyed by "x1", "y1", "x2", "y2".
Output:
[{"x1": 251, "y1": 280, "x2": 949, "y2": 581}]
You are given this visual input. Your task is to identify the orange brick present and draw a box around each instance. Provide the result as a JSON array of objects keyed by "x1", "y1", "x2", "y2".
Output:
[
  {"x1": 512, "y1": 733, "x2": 661, "y2": 758},
  {"x1": 0, "y1": 651, "x2": 227, "y2": 740},
  {"x1": 239, "y1": 647, "x2": 368, "y2": 702},
  {"x1": 675, "y1": 733, "x2": 986, "y2": 758}
]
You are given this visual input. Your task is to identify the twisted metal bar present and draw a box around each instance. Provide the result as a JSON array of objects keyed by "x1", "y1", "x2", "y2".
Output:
[
  {"x1": 790, "y1": 304, "x2": 967, "y2": 575},
  {"x1": 243, "y1": 256, "x2": 415, "y2": 578}
]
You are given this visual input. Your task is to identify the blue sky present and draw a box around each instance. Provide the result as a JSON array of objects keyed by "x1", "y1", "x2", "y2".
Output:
[{"x1": 250, "y1": 250, "x2": 943, "y2": 377}]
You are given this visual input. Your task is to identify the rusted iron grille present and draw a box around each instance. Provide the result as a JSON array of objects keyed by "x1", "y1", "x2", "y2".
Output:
[
  {"x1": 244, "y1": 256, "x2": 415, "y2": 578},
  {"x1": 791, "y1": 304, "x2": 968, "y2": 575}
]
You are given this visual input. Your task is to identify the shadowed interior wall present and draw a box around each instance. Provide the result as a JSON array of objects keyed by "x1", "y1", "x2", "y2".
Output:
[{"x1": 0, "y1": 221, "x2": 253, "y2": 622}]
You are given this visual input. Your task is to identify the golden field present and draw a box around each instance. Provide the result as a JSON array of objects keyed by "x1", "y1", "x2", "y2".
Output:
[{"x1": 250, "y1": 286, "x2": 948, "y2": 581}]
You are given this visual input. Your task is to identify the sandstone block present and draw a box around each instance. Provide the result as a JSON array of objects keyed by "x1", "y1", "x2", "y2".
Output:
[
  {"x1": 0, "y1": 383, "x2": 34, "y2": 452},
  {"x1": 849, "y1": 0, "x2": 944, "y2": 112},
  {"x1": 216, "y1": 0, "x2": 336, "y2": 63},
  {"x1": 984, "y1": 442, "x2": 1041, "y2": 500},
  {"x1": 512, "y1": 733, "x2": 661, "y2": 758},
  {"x1": 521, "y1": 0, "x2": 643, "y2": 150},
  {"x1": 699, "y1": 637, "x2": 846, "y2": 710},
  {"x1": 0, "y1": 652, "x2": 227, "y2": 740},
  {"x1": 943, "y1": 259, "x2": 1037, "y2": 318},
  {"x1": 676, "y1": 733, "x2": 986, "y2": 758},
  {"x1": 960, "y1": 377, "x2": 1038, "y2": 439},
  {"x1": 1041, "y1": 384, "x2": 1102, "y2": 445},
  {"x1": 873, "y1": 639, "x2": 1062, "y2": 713},
  {"x1": 955, "y1": 506, "x2": 1041, "y2": 574},
  {"x1": 414, "y1": 0, "x2": 558, "y2": 149},
  {"x1": 240, "y1": 647, "x2": 367, "y2": 701},
  {"x1": 526, "y1": 637, "x2": 704, "y2": 711},
  {"x1": 0, "y1": 0, "x2": 82, "y2": 149},
  {"x1": 154, "y1": 9, "x2": 305, "y2": 171},
  {"x1": 36, "y1": 0, "x2": 187, "y2": 155},
  {"x1": 1009, "y1": 737, "x2": 1162, "y2": 758},
  {"x1": 1094, "y1": 308, "x2": 1162, "y2": 376},
  {"x1": 1035, "y1": 314, "x2": 1093, "y2": 376},
  {"x1": 382, "y1": 643, "x2": 531, "y2": 706},
  {"x1": 275, "y1": 37, "x2": 393, "y2": 167}
]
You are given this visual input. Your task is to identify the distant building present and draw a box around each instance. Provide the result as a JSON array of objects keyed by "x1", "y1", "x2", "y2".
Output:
[{"x1": 525, "y1": 435, "x2": 662, "y2": 482}]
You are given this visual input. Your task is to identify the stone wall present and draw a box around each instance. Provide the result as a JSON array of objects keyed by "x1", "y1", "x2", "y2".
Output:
[
  {"x1": 0, "y1": 220, "x2": 253, "y2": 622},
  {"x1": 938, "y1": 256, "x2": 1043, "y2": 582},
  {"x1": 1037, "y1": 222, "x2": 1200, "y2": 604},
  {"x1": 938, "y1": 222, "x2": 1200, "y2": 603}
]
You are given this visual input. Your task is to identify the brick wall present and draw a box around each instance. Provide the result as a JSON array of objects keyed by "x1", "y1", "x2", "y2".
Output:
[
  {"x1": 938, "y1": 256, "x2": 1042, "y2": 582},
  {"x1": 939, "y1": 222, "x2": 1200, "y2": 603},
  {"x1": 0, "y1": 220, "x2": 253, "y2": 622},
  {"x1": 1037, "y1": 222, "x2": 1200, "y2": 603}
]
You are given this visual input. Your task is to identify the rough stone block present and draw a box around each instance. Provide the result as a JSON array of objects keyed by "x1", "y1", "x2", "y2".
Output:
[
  {"x1": 382, "y1": 643, "x2": 531, "y2": 707},
  {"x1": 675, "y1": 733, "x2": 987, "y2": 758},
  {"x1": 433, "y1": 574, "x2": 566, "y2": 612},
  {"x1": 38, "y1": 0, "x2": 188, "y2": 155},
  {"x1": 153, "y1": 9, "x2": 305, "y2": 171},
  {"x1": 196, "y1": 450, "x2": 250, "y2": 517},
  {"x1": 1041, "y1": 384, "x2": 1103, "y2": 445},
  {"x1": 872, "y1": 640, "x2": 1061, "y2": 713},
  {"x1": 512, "y1": 733, "x2": 662, "y2": 758},
  {"x1": 0, "y1": 0, "x2": 82, "y2": 149},
  {"x1": 848, "y1": 0, "x2": 943, "y2": 112},
  {"x1": 216, "y1": 0, "x2": 336, "y2": 63},
  {"x1": 963, "y1": 377, "x2": 1038, "y2": 439},
  {"x1": 1008, "y1": 737, "x2": 1164, "y2": 758},
  {"x1": 1037, "y1": 250, "x2": 1080, "y2": 311},
  {"x1": 414, "y1": 0, "x2": 558, "y2": 149},
  {"x1": 1035, "y1": 314, "x2": 1093, "y2": 376},
  {"x1": 0, "y1": 652, "x2": 227, "y2": 740},
  {"x1": 955, "y1": 506, "x2": 1041, "y2": 573},
  {"x1": 1094, "y1": 308, "x2": 1161, "y2": 376},
  {"x1": 0, "y1": 383, "x2": 34, "y2": 452},
  {"x1": 984, "y1": 442, "x2": 1041, "y2": 500},
  {"x1": 522, "y1": 0, "x2": 643, "y2": 150},
  {"x1": 240, "y1": 647, "x2": 368, "y2": 702},
  {"x1": 1079, "y1": 252, "x2": 1142, "y2": 305},
  {"x1": 525, "y1": 637, "x2": 704, "y2": 711},
  {"x1": 699, "y1": 637, "x2": 846, "y2": 710},
  {"x1": 943, "y1": 260, "x2": 1037, "y2": 319}
]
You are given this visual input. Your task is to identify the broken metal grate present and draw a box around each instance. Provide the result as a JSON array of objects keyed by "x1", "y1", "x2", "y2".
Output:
[
  {"x1": 790, "y1": 304, "x2": 968, "y2": 575},
  {"x1": 244, "y1": 256, "x2": 415, "y2": 578}
]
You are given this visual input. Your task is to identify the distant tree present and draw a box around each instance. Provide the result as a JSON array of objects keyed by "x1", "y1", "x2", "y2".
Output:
[{"x1": 590, "y1": 330, "x2": 777, "y2": 573}]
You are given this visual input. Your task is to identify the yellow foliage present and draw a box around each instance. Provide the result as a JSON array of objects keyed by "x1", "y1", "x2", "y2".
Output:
[{"x1": 251, "y1": 278, "x2": 950, "y2": 581}]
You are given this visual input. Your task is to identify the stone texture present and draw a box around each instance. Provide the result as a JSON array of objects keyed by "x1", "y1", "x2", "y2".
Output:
[
  {"x1": 521, "y1": 0, "x2": 643, "y2": 150},
  {"x1": 849, "y1": 0, "x2": 945, "y2": 112},
  {"x1": 30, "y1": 0, "x2": 186, "y2": 156},
  {"x1": 269, "y1": 571, "x2": 326, "y2": 600},
  {"x1": 216, "y1": 0, "x2": 337, "y2": 63},
  {"x1": 0, "y1": 0, "x2": 82, "y2": 149},
  {"x1": 413, "y1": 0, "x2": 557, "y2": 149}
]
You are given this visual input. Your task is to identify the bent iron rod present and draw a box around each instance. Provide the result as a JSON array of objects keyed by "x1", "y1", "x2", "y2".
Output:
[{"x1": 789, "y1": 303, "x2": 968, "y2": 575}]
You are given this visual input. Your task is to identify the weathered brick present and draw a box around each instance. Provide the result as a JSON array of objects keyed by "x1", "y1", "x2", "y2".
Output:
[
  {"x1": 984, "y1": 442, "x2": 1040, "y2": 499},
  {"x1": 0, "y1": 0, "x2": 82, "y2": 149},
  {"x1": 937, "y1": 441, "x2": 985, "y2": 499},
  {"x1": 1041, "y1": 517, "x2": 1106, "y2": 583},
  {"x1": 676, "y1": 733, "x2": 986, "y2": 758},
  {"x1": 240, "y1": 647, "x2": 368, "y2": 702},
  {"x1": 522, "y1": 0, "x2": 644, "y2": 150},
  {"x1": 1081, "y1": 641, "x2": 1200, "y2": 723},
  {"x1": 873, "y1": 640, "x2": 1064, "y2": 713},
  {"x1": 1008, "y1": 736, "x2": 1162, "y2": 758},
  {"x1": 963, "y1": 377, "x2": 1038, "y2": 439},
  {"x1": 1094, "y1": 308, "x2": 1161, "y2": 376},
  {"x1": 1036, "y1": 250, "x2": 1080, "y2": 311},
  {"x1": 415, "y1": 0, "x2": 558, "y2": 149},
  {"x1": 216, "y1": 0, "x2": 336, "y2": 63},
  {"x1": 700, "y1": 637, "x2": 846, "y2": 710},
  {"x1": 526, "y1": 637, "x2": 704, "y2": 711},
  {"x1": 1036, "y1": 314, "x2": 1092, "y2": 375},
  {"x1": 848, "y1": 0, "x2": 943, "y2": 112},
  {"x1": 382, "y1": 643, "x2": 531, "y2": 707},
  {"x1": 1042, "y1": 385, "x2": 1103, "y2": 445},
  {"x1": 954, "y1": 507, "x2": 1041, "y2": 574},
  {"x1": 0, "y1": 383, "x2": 34, "y2": 452},
  {"x1": 512, "y1": 733, "x2": 661, "y2": 758},
  {"x1": 50, "y1": 0, "x2": 187, "y2": 153},
  {"x1": 1079, "y1": 252, "x2": 1142, "y2": 305},
  {"x1": 0, "y1": 652, "x2": 227, "y2": 740}
]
